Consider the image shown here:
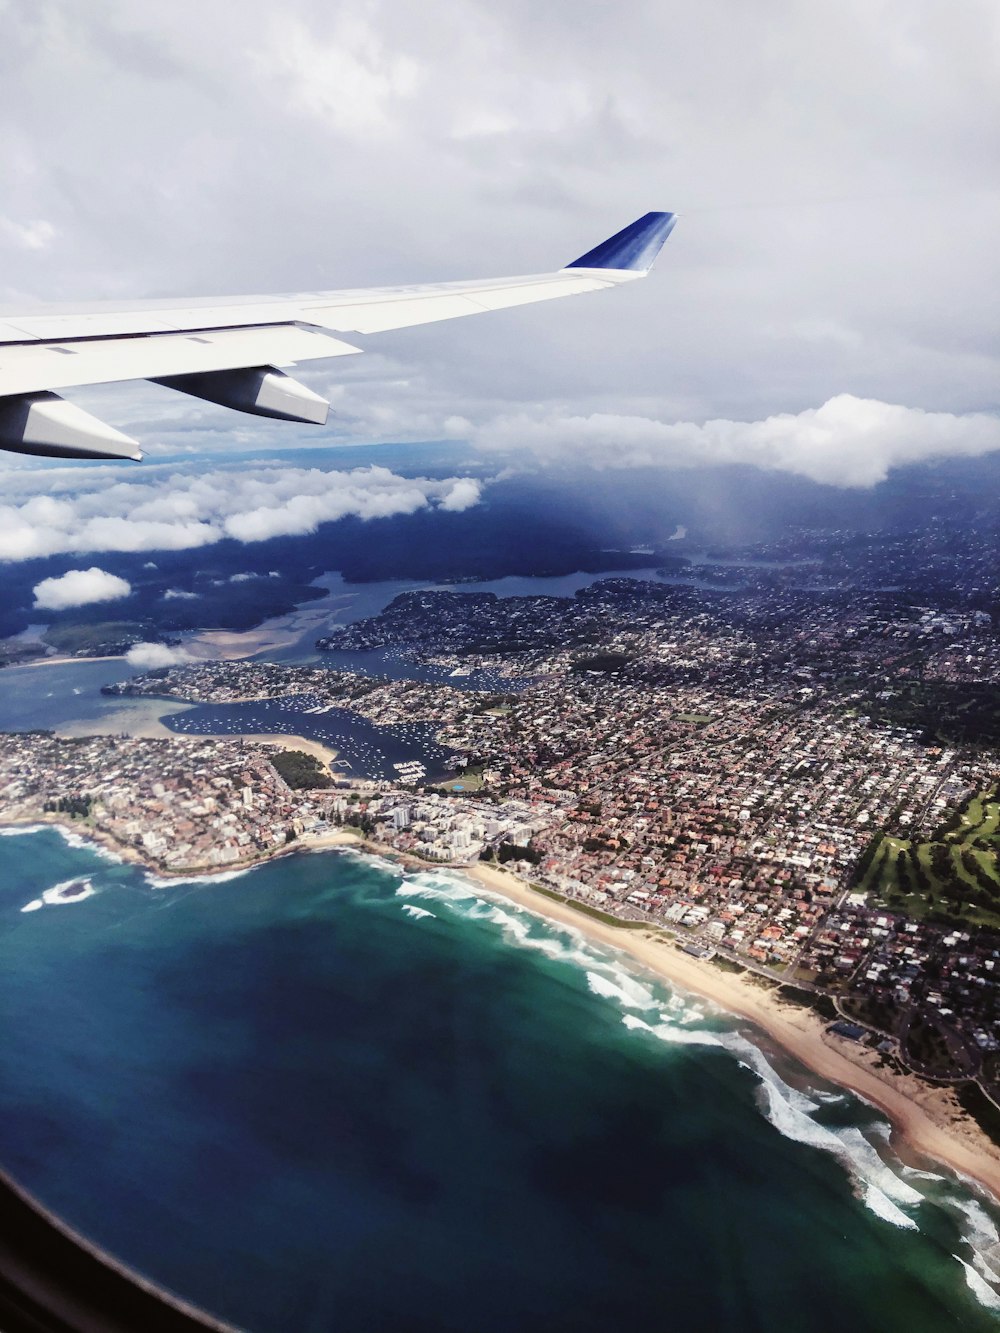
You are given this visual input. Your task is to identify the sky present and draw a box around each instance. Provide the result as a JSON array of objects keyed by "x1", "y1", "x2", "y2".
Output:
[{"x1": 0, "y1": 0, "x2": 997, "y2": 563}]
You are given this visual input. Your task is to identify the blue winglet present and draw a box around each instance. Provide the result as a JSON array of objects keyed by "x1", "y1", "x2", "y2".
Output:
[{"x1": 566, "y1": 211, "x2": 677, "y2": 272}]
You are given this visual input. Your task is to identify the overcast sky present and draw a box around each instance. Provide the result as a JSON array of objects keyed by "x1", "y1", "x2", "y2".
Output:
[{"x1": 0, "y1": 0, "x2": 997, "y2": 500}]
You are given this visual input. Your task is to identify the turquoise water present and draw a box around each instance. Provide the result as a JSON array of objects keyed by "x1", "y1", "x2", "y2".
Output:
[{"x1": 1, "y1": 826, "x2": 999, "y2": 1331}]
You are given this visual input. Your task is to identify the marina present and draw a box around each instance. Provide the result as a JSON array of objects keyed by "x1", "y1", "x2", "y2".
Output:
[{"x1": 162, "y1": 692, "x2": 458, "y2": 784}]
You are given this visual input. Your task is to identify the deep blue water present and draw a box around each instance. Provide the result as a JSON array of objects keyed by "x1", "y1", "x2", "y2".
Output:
[{"x1": 1, "y1": 827, "x2": 999, "y2": 1331}]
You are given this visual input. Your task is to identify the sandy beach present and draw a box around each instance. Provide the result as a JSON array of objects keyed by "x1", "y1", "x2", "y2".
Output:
[
  {"x1": 464, "y1": 861, "x2": 1000, "y2": 1203},
  {"x1": 8, "y1": 800, "x2": 1000, "y2": 1204},
  {"x1": 299, "y1": 829, "x2": 363, "y2": 852},
  {"x1": 250, "y1": 733, "x2": 340, "y2": 768}
]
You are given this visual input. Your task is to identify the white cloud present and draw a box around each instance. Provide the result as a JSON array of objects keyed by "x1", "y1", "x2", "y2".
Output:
[
  {"x1": 474, "y1": 395, "x2": 1000, "y2": 488},
  {"x1": 125, "y1": 642, "x2": 192, "y2": 668},
  {"x1": 263, "y1": 15, "x2": 422, "y2": 136},
  {"x1": 0, "y1": 0, "x2": 997, "y2": 478},
  {"x1": 438, "y1": 478, "x2": 481, "y2": 511},
  {"x1": 32, "y1": 567, "x2": 131, "y2": 611},
  {"x1": 0, "y1": 216, "x2": 55, "y2": 250},
  {"x1": 0, "y1": 462, "x2": 486, "y2": 563},
  {"x1": 163, "y1": 587, "x2": 198, "y2": 599}
]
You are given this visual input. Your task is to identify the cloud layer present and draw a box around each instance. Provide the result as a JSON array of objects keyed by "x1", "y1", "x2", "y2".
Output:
[
  {"x1": 474, "y1": 395, "x2": 1000, "y2": 488},
  {"x1": 0, "y1": 463, "x2": 482, "y2": 563},
  {"x1": 33, "y1": 567, "x2": 132, "y2": 611},
  {"x1": 0, "y1": 0, "x2": 996, "y2": 460}
]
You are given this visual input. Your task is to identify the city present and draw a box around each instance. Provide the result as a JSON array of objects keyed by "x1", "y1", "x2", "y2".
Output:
[{"x1": 9, "y1": 572, "x2": 998, "y2": 1121}]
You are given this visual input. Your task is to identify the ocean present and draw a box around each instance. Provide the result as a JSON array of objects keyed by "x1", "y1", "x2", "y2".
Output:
[{"x1": 1, "y1": 826, "x2": 999, "y2": 1331}]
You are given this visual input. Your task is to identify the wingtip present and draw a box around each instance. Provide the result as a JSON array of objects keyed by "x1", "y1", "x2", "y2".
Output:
[{"x1": 565, "y1": 210, "x2": 677, "y2": 273}]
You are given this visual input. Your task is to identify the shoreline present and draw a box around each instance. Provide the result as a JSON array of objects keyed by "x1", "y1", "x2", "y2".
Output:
[
  {"x1": 4, "y1": 652, "x2": 126, "y2": 669},
  {"x1": 459, "y1": 862, "x2": 1000, "y2": 1205},
  {"x1": 6, "y1": 811, "x2": 1000, "y2": 1204},
  {"x1": 249, "y1": 733, "x2": 340, "y2": 769}
]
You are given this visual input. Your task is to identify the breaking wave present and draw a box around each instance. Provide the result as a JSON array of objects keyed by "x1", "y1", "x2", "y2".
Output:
[
  {"x1": 586, "y1": 971, "x2": 658, "y2": 1010},
  {"x1": 401, "y1": 904, "x2": 435, "y2": 921},
  {"x1": 1, "y1": 822, "x2": 122, "y2": 862},
  {"x1": 344, "y1": 849, "x2": 403, "y2": 878},
  {"x1": 21, "y1": 878, "x2": 97, "y2": 913},
  {"x1": 144, "y1": 866, "x2": 254, "y2": 889},
  {"x1": 621, "y1": 1013, "x2": 724, "y2": 1046},
  {"x1": 622, "y1": 1005, "x2": 926, "y2": 1231},
  {"x1": 956, "y1": 1256, "x2": 1000, "y2": 1313},
  {"x1": 383, "y1": 859, "x2": 1000, "y2": 1294},
  {"x1": 51, "y1": 827, "x2": 122, "y2": 863}
]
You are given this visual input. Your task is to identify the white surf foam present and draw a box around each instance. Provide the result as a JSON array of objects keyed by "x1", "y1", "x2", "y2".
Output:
[
  {"x1": 951, "y1": 1197, "x2": 1000, "y2": 1254},
  {"x1": 955, "y1": 1255, "x2": 1000, "y2": 1312},
  {"x1": 600, "y1": 965, "x2": 661, "y2": 1002},
  {"x1": 836, "y1": 1127, "x2": 924, "y2": 1207},
  {"x1": 719, "y1": 1031, "x2": 820, "y2": 1114},
  {"x1": 395, "y1": 882, "x2": 465, "y2": 904},
  {"x1": 21, "y1": 878, "x2": 97, "y2": 912},
  {"x1": 52, "y1": 828, "x2": 121, "y2": 862},
  {"x1": 397, "y1": 876, "x2": 605, "y2": 972},
  {"x1": 863, "y1": 1184, "x2": 919, "y2": 1231},
  {"x1": 391, "y1": 864, "x2": 946, "y2": 1240},
  {"x1": 621, "y1": 1009, "x2": 926, "y2": 1230},
  {"x1": 477, "y1": 902, "x2": 595, "y2": 966},
  {"x1": 945, "y1": 1195, "x2": 1000, "y2": 1293},
  {"x1": 43, "y1": 878, "x2": 96, "y2": 906},
  {"x1": 144, "y1": 866, "x2": 254, "y2": 889},
  {"x1": 621, "y1": 1014, "x2": 725, "y2": 1047},
  {"x1": 401, "y1": 904, "x2": 435, "y2": 921},
  {"x1": 347, "y1": 850, "x2": 405, "y2": 878},
  {"x1": 586, "y1": 967, "x2": 658, "y2": 1010},
  {"x1": 396, "y1": 873, "x2": 478, "y2": 903},
  {"x1": 0, "y1": 823, "x2": 120, "y2": 863}
]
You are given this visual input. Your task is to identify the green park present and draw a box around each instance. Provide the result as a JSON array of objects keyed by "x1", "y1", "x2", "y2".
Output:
[{"x1": 856, "y1": 786, "x2": 1000, "y2": 929}]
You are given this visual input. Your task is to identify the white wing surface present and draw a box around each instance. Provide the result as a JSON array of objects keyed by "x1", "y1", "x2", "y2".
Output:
[{"x1": 0, "y1": 212, "x2": 676, "y2": 461}]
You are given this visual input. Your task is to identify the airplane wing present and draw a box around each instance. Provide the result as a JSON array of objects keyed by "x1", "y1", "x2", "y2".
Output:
[{"x1": 0, "y1": 211, "x2": 676, "y2": 462}]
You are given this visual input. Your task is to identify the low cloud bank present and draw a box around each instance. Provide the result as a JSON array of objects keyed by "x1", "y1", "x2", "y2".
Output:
[
  {"x1": 125, "y1": 642, "x2": 192, "y2": 669},
  {"x1": 33, "y1": 567, "x2": 131, "y2": 611},
  {"x1": 474, "y1": 395, "x2": 1000, "y2": 488},
  {"x1": 0, "y1": 463, "x2": 484, "y2": 564}
]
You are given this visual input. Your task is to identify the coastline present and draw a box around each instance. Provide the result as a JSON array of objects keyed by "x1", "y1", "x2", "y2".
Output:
[
  {"x1": 460, "y1": 862, "x2": 1000, "y2": 1205},
  {"x1": 251, "y1": 733, "x2": 340, "y2": 769},
  {"x1": 6, "y1": 809, "x2": 1000, "y2": 1205},
  {"x1": 4, "y1": 652, "x2": 125, "y2": 669}
]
